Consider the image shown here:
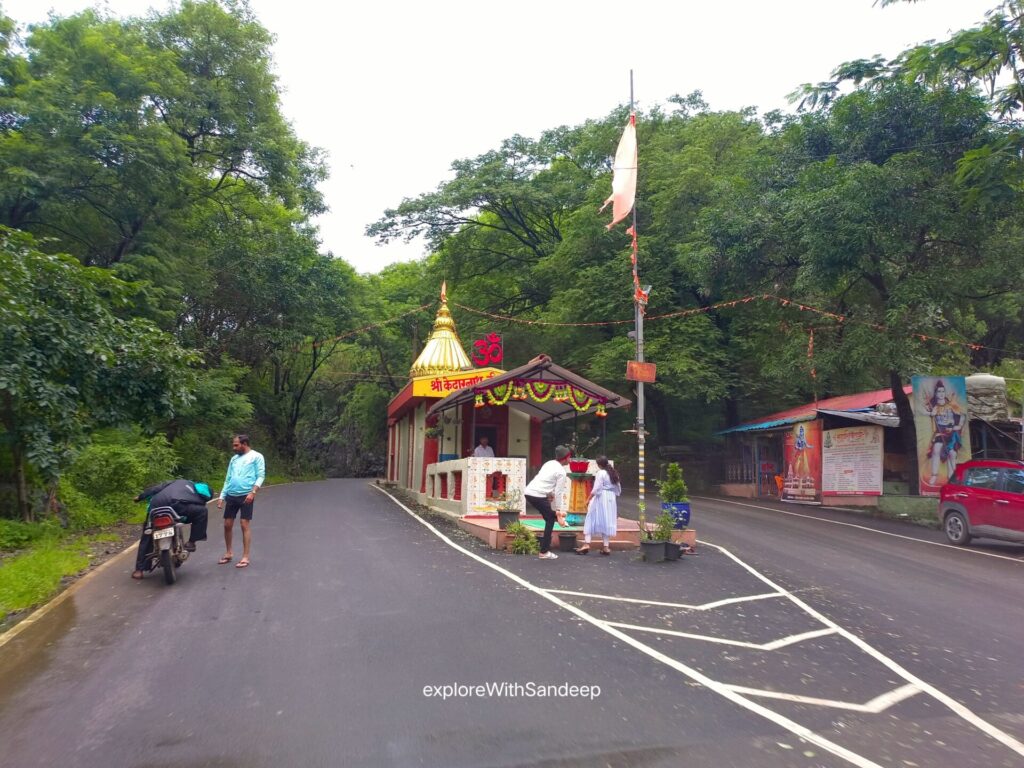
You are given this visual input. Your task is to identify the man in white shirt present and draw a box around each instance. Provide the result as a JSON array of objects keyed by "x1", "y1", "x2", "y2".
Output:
[
  {"x1": 473, "y1": 435, "x2": 498, "y2": 497},
  {"x1": 472, "y1": 435, "x2": 495, "y2": 458},
  {"x1": 523, "y1": 444, "x2": 571, "y2": 560}
]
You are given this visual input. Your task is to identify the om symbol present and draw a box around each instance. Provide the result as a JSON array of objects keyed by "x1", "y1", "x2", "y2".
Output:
[{"x1": 472, "y1": 333, "x2": 503, "y2": 366}]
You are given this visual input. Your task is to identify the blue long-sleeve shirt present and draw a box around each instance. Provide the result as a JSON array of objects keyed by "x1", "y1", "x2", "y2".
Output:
[{"x1": 220, "y1": 450, "x2": 266, "y2": 499}]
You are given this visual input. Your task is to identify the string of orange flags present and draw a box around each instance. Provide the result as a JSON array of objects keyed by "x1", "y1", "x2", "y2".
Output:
[{"x1": 450, "y1": 294, "x2": 1011, "y2": 356}]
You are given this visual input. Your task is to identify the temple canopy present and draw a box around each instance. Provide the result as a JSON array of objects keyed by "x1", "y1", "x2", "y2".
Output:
[
  {"x1": 409, "y1": 282, "x2": 474, "y2": 378},
  {"x1": 427, "y1": 354, "x2": 631, "y2": 423}
]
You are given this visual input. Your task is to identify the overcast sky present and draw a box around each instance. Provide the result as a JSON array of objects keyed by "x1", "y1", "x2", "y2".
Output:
[{"x1": 3, "y1": 0, "x2": 996, "y2": 273}]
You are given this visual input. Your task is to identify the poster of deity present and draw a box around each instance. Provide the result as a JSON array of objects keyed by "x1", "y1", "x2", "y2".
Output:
[
  {"x1": 912, "y1": 376, "x2": 971, "y2": 496},
  {"x1": 782, "y1": 420, "x2": 822, "y2": 503}
]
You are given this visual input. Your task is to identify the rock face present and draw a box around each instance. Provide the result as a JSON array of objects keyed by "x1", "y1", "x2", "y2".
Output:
[{"x1": 967, "y1": 374, "x2": 1009, "y2": 422}]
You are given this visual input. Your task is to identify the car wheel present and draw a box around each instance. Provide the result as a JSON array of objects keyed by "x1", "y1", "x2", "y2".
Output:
[{"x1": 943, "y1": 510, "x2": 971, "y2": 546}]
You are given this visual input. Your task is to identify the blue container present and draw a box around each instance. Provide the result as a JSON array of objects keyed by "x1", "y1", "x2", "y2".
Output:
[
  {"x1": 662, "y1": 501, "x2": 691, "y2": 529},
  {"x1": 439, "y1": 453, "x2": 458, "y2": 462}
]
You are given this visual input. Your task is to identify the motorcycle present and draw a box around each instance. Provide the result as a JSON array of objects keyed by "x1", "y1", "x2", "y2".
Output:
[{"x1": 141, "y1": 505, "x2": 190, "y2": 585}]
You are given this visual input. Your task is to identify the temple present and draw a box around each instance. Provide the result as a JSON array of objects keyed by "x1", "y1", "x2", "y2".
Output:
[{"x1": 385, "y1": 285, "x2": 640, "y2": 547}]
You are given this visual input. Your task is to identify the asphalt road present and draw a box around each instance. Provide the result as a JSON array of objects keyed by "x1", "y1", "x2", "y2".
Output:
[{"x1": 1, "y1": 482, "x2": 1022, "y2": 768}]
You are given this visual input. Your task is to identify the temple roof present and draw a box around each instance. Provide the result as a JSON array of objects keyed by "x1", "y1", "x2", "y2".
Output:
[{"x1": 409, "y1": 283, "x2": 474, "y2": 378}]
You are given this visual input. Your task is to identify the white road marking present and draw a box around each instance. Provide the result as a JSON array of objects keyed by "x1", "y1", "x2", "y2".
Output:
[
  {"x1": 603, "y1": 622, "x2": 838, "y2": 650},
  {"x1": 371, "y1": 484, "x2": 884, "y2": 768},
  {"x1": 723, "y1": 683, "x2": 922, "y2": 714},
  {"x1": 696, "y1": 496, "x2": 1024, "y2": 564},
  {"x1": 546, "y1": 589, "x2": 784, "y2": 611},
  {"x1": 704, "y1": 540, "x2": 1024, "y2": 759}
]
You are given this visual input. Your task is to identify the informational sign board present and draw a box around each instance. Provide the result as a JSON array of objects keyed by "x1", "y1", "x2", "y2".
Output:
[
  {"x1": 822, "y1": 425, "x2": 884, "y2": 497},
  {"x1": 411, "y1": 368, "x2": 501, "y2": 398},
  {"x1": 626, "y1": 361, "x2": 657, "y2": 382}
]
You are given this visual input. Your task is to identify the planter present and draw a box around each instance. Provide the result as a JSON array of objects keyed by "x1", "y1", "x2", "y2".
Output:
[
  {"x1": 558, "y1": 532, "x2": 578, "y2": 552},
  {"x1": 665, "y1": 541, "x2": 683, "y2": 561},
  {"x1": 497, "y1": 511, "x2": 520, "y2": 530},
  {"x1": 640, "y1": 540, "x2": 667, "y2": 563},
  {"x1": 569, "y1": 460, "x2": 590, "y2": 473},
  {"x1": 662, "y1": 501, "x2": 691, "y2": 529}
]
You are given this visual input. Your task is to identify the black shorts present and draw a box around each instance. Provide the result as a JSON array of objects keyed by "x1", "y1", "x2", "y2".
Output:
[{"x1": 223, "y1": 494, "x2": 254, "y2": 521}]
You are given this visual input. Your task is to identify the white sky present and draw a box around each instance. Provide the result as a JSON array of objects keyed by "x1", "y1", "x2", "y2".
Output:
[{"x1": 3, "y1": 0, "x2": 996, "y2": 274}]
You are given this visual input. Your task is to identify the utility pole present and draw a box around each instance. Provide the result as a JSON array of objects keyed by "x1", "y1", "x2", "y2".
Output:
[{"x1": 630, "y1": 70, "x2": 649, "y2": 517}]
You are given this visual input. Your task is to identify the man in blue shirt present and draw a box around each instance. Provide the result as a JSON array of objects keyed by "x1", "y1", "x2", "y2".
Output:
[{"x1": 217, "y1": 434, "x2": 266, "y2": 569}]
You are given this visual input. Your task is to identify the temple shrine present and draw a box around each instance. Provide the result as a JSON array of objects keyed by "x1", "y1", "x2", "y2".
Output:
[{"x1": 385, "y1": 285, "x2": 640, "y2": 547}]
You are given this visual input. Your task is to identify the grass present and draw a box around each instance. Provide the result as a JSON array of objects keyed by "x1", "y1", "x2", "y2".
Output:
[{"x1": 0, "y1": 540, "x2": 91, "y2": 622}]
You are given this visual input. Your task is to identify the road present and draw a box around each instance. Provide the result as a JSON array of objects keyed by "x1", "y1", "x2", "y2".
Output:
[{"x1": 0, "y1": 481, "x2": 1022, "y2": 768}]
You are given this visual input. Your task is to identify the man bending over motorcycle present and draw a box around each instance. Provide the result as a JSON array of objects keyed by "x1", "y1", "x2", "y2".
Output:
[{"x1": 131, "y1": 479, "x2": 213, "y2": 580}]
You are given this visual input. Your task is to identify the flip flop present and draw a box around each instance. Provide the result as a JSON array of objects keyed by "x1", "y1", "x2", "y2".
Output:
[
  {"x1": 218, "y1": 555, "x2": 233, "y2": 565},
  {"x1": 235, "y1": 559, "x2": 249, "y2": 568}
]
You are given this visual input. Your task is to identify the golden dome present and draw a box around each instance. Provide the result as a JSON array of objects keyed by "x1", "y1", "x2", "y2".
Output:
[{"x1": 410, "y1": 283, "x2": 474, "y2": 378}]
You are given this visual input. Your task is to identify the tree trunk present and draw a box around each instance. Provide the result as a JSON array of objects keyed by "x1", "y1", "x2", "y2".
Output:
[
  {"x1": 890, "y1": 369, "x2": 919, "y2": 495},
  {"x1": 12, "y1": 439, "x2": 32, "y2": 522}
]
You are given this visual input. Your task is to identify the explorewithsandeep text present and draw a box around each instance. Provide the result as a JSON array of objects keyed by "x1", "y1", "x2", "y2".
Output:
[{"x1": 423, "y1": 682, "x2": 602, "y2": 701}]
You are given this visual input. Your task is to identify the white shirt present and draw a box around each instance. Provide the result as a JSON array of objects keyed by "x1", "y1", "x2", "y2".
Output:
[
  {"x1": 473, "y1": 444, "x2": 495, "y2": 458},
  {"x1": 524, "y1": 459, "x2": 567, "y2": 500}
]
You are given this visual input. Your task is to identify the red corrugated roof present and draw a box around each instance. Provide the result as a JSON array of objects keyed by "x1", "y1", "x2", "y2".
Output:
[{"x1": 740, "y1": 386, "x2": 911, "y2": 428}]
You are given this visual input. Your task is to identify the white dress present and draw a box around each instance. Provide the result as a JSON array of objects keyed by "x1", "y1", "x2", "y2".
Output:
[{"x1": 584, "y1": 469, "x2": 620, "y2": 537}]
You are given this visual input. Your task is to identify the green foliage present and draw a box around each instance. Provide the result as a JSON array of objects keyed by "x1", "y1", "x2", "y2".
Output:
[
  {"x1": 652, "y1": 512, "x2": 675, "y2": 543},
  {"x1": 0, "y1": 540, "x2": 90, "y2": 621},
  {"x1": 0, "y1": 227, "x2": 195, "y2": 518},
  {"x1": 657, "y1": 462, "x2": 689, "y2": 503},
  {"x1": 0, "y1": 518, "x2": 59, "y2": 551},
  {"x1": 505, "y1": 521, "x2": 540, "y2": 555},
  {"x1": 61, "y1": 429, "x2": 178, "y2": 528}
]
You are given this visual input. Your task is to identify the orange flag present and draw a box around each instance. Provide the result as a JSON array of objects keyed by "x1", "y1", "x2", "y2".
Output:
[{"x1": 599, "y1": 114, "x2": 637, "y2": 229}]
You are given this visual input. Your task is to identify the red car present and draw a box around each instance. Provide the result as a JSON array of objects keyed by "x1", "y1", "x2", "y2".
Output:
[{"x1": 938, "y1": 459, "x2": 1024, "y2": 545}]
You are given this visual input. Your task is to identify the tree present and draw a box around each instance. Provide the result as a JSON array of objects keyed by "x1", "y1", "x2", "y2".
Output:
[
  {"x1": 0, "y1": 227, "x2": 195, "y2": 519},
  {"x1": 696, "y1": 83, "x2": 1022, "y2": 490}
]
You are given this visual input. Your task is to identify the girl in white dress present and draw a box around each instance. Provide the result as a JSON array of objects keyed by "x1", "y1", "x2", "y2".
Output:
[{"x1": 577, "y1": 456, "x2": 621, "y2": 555}]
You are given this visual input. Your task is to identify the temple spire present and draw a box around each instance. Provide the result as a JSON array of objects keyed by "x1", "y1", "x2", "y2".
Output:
[{"x1": 409, "y1": 284, "x2": 473, "y2": 378}]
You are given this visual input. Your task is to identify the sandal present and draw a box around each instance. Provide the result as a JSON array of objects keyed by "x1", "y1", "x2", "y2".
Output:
[
  {"x1": 601, "y1": 547, "x2": 611, "y2": 556},
  {"x1": 218, "y1": 555, "x2": 233, "y2": 565},
  {"x1": 235, "y1": 558, "x2": 249, "y2": 568},
  {"x1": 574, "y1": 546, "x2": 590, "y2": 555},
  {"x1": 131, "y1": 570, "x2": 143, "y2": 580}
]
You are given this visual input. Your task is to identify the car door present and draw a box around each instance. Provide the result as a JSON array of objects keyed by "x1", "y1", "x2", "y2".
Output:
[
  {"x1": 993, "y1": 467, "x2": 1024, "y2": 540},
  {"x1": 957, "y1": 466, "x2": 1003, "y2": 532}
]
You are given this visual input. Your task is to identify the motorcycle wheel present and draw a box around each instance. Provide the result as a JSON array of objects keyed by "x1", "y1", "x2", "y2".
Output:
[{"x1": 160, "y1": 548, "x2": 176, "y2": 585}]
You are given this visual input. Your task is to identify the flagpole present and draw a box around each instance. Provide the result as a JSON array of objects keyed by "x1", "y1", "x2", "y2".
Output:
[{"x1": 630, "y1": 69, "x2": 648, "y2": 528}]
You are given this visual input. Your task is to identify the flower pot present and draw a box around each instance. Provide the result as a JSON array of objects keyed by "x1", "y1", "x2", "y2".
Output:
[
  {"x1": 640, "y1": 540, "x2": 667, "y2": 563},
  {"x1": 498, "y1": 511, "x2": 520, "y2": 530},
  {"x1": 662, "y1": 501, "x2": 691, "y2": 529},
  {"x1": 558, "y1": 532, "x2": 578, "y2": 552},
  {"x1": 665, "y1": 541, "x2": 683, "y2": 561},
  {"x1": 569, "y1": 460, "x2": 590, "y2": 473}
]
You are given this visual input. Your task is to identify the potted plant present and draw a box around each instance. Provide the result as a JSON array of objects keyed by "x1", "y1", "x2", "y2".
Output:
[
  {"x1": 424, "y1": 424, "x2": 444, "y2": 440},
  {"x1": 496, "y1": 488, "x2": 522, "y2": 530},
  {"x1": 657, "y1": 462, "x2": 691, "y2": 529},
  {"x1": 505, "y1": 520, "x2": 539, "y2": 554},
  {"x1": 637, "y1": 502, "x2": 666, "y2": 563}
]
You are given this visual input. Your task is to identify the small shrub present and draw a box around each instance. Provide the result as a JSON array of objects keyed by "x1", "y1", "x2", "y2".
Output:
[
  {"x1": 505, "y1": 521, "x2": 540, "y2": 555},
  {"x1": 653, "y1": 511, "x2": 674, "y2": 542},
  {"x1": 657, "y1": 462, "x2": 689, "y2": 503},
  {"x1": 0, "y1": 518, "x2": 59, "y2": 551}
]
